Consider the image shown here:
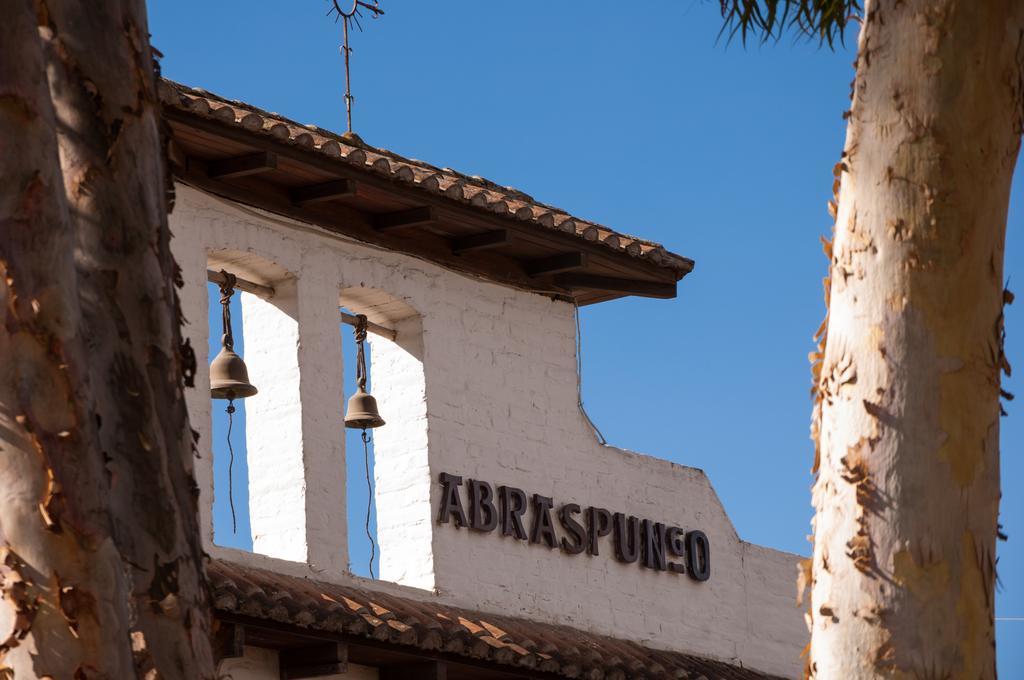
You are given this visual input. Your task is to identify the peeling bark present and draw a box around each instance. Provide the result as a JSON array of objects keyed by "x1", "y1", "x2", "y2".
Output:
[
  {"x1": 808, "y1": 1, "x2": 1024, "y2": 677},
  {"x1": 0, "y1": 0, "x2": 214, "y2": 677}
]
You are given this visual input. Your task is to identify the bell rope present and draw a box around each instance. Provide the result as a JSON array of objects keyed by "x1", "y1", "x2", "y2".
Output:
[
  {"x1": 217, "y1": 270, "x2": 237, "y2": 351},
  {"x1": 354, "y1": 313, "x2": 369, "y2": 391}
]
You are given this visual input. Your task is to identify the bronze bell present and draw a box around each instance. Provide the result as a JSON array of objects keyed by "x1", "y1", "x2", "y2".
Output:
[
  {"x1": 210, "y1": 272, "x2": 257, "y2": 402},
  {"x1": 344, "y1": 385, "x2": 385, "y2": 430},
  {"x1": 210, "y1": 345, "x2": 259, "y2": 400},
  {"x1": 345, "y1": 313, "x2": 385, "y2": 430}
]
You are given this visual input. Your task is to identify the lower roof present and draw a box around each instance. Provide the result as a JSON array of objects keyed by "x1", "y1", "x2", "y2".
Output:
[{"x1": 209, "y1": 559, "x2": 784, "y2": 680}]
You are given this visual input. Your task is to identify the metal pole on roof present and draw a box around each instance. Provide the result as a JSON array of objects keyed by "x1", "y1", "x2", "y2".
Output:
[
  {"x1": 329, "y1": 1, "x2": 384, "y2": 134},
  {"x1": 342, "y1": 15, "x2": 352, "y2": 133}
]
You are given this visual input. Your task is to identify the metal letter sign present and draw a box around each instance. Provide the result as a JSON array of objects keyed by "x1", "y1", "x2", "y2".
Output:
[{"x1": 436, "y1": 473, "x2": 711, "y2": 582}]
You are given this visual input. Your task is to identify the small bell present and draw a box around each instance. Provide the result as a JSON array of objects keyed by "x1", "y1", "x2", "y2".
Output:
[
  {"x1": 344, "y1": 313, "x2": 385, "y2": 430},
  {"x1": 345, "y1": 385, "x2": 385, "y2": 429},
  {"x1": 210, "y1": 345, "x2": 258, "y2": 400},
  {"x1": 209, "y1": 271, "x2": 258, "y2": 402},
  {"x1": 208, "y1": 271, "x2": 260, "y2": 537}
]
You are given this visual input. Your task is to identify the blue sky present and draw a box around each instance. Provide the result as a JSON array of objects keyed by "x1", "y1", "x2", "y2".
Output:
[{"x1": 151, "y1": 1, "x2": 1022, "y2": 672}]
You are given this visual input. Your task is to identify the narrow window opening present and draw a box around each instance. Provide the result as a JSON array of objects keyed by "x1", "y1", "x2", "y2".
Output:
[
  {"x1": 341, "y1": 307, "x2": 379, "y2": 578},
  {"x1": 338, "y1": 288, "x2": 427, "y2": 588},
  {"x1": 208, "y1": 282, "x2": 254, "y2": 552}
]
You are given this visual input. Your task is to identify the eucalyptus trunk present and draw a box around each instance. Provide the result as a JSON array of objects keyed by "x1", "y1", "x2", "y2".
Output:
[
  {"x1": 807, "y1": 0, "x2": 1023, "y2": 677},
  {"x1": 0, "y1": 0, "x2": 214, "y2": 677}
]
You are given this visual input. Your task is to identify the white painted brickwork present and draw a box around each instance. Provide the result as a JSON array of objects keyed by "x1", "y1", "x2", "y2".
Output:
[{"x1": 171, "y1": 184, "x2": 805, "y2": 678}]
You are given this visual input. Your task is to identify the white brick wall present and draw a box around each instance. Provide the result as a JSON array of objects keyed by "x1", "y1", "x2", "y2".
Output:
[
  {"x1": 174, "y1": 194, "x2": 347, "y2": 573},
  {"x1": 241, "y1": 280, "x2": 306, "y2": 561},
  {"x1": 171, "y1": 184, "x2": 805, "y2": 678},
  {"x1": 365, "y1": 315, "x2": 433, "y2": 589}
]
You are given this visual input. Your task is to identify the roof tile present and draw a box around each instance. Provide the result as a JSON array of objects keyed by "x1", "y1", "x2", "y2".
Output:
[
  {"x1": 160, "y1": 79, "x2": 693, "y2": 278},
  {"x1": 208, "y1": 559, "x2": 784, "y2": 680}
]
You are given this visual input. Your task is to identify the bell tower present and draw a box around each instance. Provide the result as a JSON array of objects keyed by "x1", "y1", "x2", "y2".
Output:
[{"x1": 164, "y1": 76, "x2": 804, "y2": 677}]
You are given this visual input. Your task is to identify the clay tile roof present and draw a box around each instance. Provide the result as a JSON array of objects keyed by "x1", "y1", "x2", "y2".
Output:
[
  {"x1": 209, "y1": 559, "x2": 784, "y2": 680},
  {"x1": 158, "y1": 79, "x2": 693, "y2": 279}
]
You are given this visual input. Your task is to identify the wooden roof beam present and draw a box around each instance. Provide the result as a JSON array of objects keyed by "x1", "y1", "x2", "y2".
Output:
[
  {"x1": 280, "y1": 641, "x2": 347, "y2": 679},
  {"x1": 166, "y1": 111, "x2": 681, "y2": 286},
  {"x1": 451, "y1": 229, "x2": 512, "y2": 255},
  {"x1": 289, "y1": 178, "x2": 357, "y2": 205},
  {"x1": 373, "y1": 206, "x2": 436, "y2": 232},
  {"x1": 176, "y1": 166, "x2": 565, "y2": 301},
  {"x1": 207, "y1": 151, "x2": 277, "y2": 179},
  {"x1": 212, "y1": 622, "x2": 245, "y2": 664},
  {"x1": 381, "y1": 661, "x2": 447, "y2": 680},
  {"x1": 167, "y1": 138, "x2": 187, "y2": 169},
  {"x1": 207, "y1": 269, "x2": 276, "y2": 298},
  {"x1": 553, "y1": 273, "x2": 676, "y2": 299},
  {"x1": 525, "y1": 251, "x2": 587, "y2": 277}
]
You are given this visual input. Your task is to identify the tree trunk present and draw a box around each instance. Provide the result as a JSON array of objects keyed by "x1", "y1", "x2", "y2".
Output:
[
  {"x1": 0, "y1": 0, "x2": 215, "y2": 677},
  {"x1": 808, "y1": 1, "x2": 1023, "y2": 677}
]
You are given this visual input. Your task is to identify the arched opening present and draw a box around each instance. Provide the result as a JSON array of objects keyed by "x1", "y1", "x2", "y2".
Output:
[
  {"x1": 207, "y1": 250, "x2": 297, "y2": 558},
  {"x1": 339, "y1": 286, "x2": 428, "y2": 584},
  {"x1": 206, "y1": 278, "x2": 251, "y2": 551}
]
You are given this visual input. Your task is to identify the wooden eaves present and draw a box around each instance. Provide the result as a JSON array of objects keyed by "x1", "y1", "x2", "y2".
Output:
[{"x1": 161, "y1": 80, "x2": 694, "y2": 305}]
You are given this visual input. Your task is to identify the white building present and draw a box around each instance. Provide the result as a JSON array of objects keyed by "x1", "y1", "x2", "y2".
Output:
[{"x1": 162, "y1": 79, "x2": 806, "y2": 679}]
